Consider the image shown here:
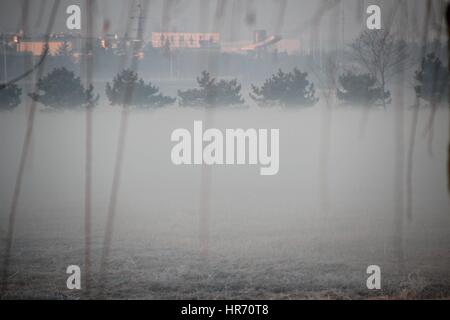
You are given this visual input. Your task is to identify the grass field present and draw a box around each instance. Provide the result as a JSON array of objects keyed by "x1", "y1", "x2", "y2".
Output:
[{"x1": 1, "y1": 100, "x2": 449, "y2": 299}]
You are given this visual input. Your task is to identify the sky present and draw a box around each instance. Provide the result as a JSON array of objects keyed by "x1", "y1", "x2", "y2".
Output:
[{"x1": 0, "y1": 0, "x2": 443, "y2": 44}]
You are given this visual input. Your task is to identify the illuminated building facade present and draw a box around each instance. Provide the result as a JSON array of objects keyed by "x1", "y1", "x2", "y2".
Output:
[
  {"x1": 16, "y1": 41, "x2": 67, "y2": 56},
  {"x1": 151, "y1": 32, "x2": 220, "y2": 49}
]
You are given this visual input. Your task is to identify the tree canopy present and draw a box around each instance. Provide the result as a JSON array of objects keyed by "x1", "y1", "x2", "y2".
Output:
[
  {"x1": 250, "y1": 68, "x2": 318, "y2": 107},
  {"x1": 414, "y1": 53, "x2": 449, "y2": 106},
  {"x1": 337, "y1": 71, "x2": 390, "y2": 107},
  {"x1": 0, "y1": 83, "x2": 22, "y2": 110},
  {"x1": 349, "y1": 30, "x2": 410, "y2": 108},
  {"x1": 178, "y1": 71, "x2": 245, "y2": 107},
  {"x1": 29, "y1": 67, "x2": 98, "y2": 109},
  {"x1": 106, "y1": 69, "x2": 175, "y2": 108}
]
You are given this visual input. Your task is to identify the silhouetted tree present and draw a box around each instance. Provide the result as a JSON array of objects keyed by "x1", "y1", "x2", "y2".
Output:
[
  {"x1": 250, "y1": 68, "x2": 318, "y2": 107},
  {"x1": 106, "y1": 69, "x2": 175, "y2": 107},
  {"x1": 337, "y1": 71, "x2": 390, "y2": 107},
  {"x1": 55, "y1": 40, "x2": 72, "y2": 58},
  {"x1": 29, "y1": 67, "x2": 98, "y2": 109},
  {"x1": 46, "y1": 40, "x2": 77, "y2": 72},
  {"x1": 349, "y1": 30, "x2": 410, "y2": 109},
  {"x1": 0, "y1": 83, "x2": 22, "y2": 110},
  {"x1": 414, "y1": 53, "x2": 449, "y2": 106},
  {"x1": 162, "y1": 38, "x2": 171, "y2": 59},
  {"x1": 178, "y1": 71, "x2": 244, "y2": 107}
]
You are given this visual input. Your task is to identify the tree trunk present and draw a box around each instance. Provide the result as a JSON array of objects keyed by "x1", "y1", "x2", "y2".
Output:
[{"x1": 447, "y1": 4, "x2": 450, "y2": 195}]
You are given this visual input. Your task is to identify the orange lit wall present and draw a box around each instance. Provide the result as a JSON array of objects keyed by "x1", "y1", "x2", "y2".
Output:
[
  {"x1": 16, "y1": 41, "x2": 65, "y2": 56},
  {"x1": 151, "y1": 32, "x2": 220, "y2": 48}
]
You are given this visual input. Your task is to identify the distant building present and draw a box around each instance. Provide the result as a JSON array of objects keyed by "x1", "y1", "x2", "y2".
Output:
[
  {"x1": 16, "y1": 41, "x2": 66, "y2": 56},
  {"x1": 222, "y1": 30, "x2": 282, "y2": 54},
  {"x1": 100, "y1": 34, "x2": 120, "y2": 49},
  {"x1": 274, "y1": 39, "x2": 301, "y2": 55},
  {"x1": 151, "y1": 32, "x2": 220, "y2": 49},
  {"x1": 253, "y1": 30, "x2": 268, "y2": 44},
  {"x1": 10, "y1": 32, "x2": 82, "y2": 56}
]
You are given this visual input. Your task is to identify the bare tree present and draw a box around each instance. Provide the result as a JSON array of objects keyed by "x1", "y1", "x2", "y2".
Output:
[{"x1": 349, "y1": 29, "x2": 410, "y2": 109}]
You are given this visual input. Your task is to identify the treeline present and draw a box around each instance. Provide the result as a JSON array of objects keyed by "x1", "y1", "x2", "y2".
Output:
[
  {"x1": 1, "y1": 54, "x2": 447, "y2": 111},
  {"x1": 0, "y1": 30, "x2": 447, "y2": 83},
  {"x1": 0, "y1": 41, "x2": 309, "y2": 82},
  {"x1": 1, "y1": 29, "x2": 449, "y2": 111},
  {"x1": 1, "y1": 67, "x2": 317, "y2": 109}
]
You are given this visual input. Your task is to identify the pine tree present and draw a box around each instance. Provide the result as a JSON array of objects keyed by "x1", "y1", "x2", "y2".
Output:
[
  {"x1": 178, "y1": 71, "x2": 244, "y2": 107},
  {"x1": 414, "y1": 53, "x2": 449, "y2": 106},
  {"x1": 250, "y1": 68, "x2": 318, "y2": 107},
  {"x1": 106, "y1": 69, "x2": 175, "y2": 107},
  {"x1": 0, "y1": 83, "x2": 22, "y2": 110},
  {"x1": 337, "y1": 71, "x2": 390, "y2": 107},
  {"x1": 29, "y1": 67, "x2": 99, "y2": 109}
]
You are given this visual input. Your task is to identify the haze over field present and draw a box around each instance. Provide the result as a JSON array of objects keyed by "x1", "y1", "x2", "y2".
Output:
[
  {"x1": 0, "y1": 96, "x2": 449, "y2": 298},
  {"x1": 0, "y1": 0, "x2": 450, "y2": 299}
]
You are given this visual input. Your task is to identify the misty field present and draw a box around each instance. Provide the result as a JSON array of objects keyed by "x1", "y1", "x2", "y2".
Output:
[{"x1": 0, "y1": 98, "x2": 449, "y2": 299}]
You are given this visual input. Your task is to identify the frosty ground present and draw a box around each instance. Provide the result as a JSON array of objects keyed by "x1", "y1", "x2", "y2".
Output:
[{"x1": 0, "y1": 100, "x2": 449, "y2": 299}]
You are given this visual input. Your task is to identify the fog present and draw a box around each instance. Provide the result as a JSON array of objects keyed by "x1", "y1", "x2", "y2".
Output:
[
  {"x1": 0, "y1": 94, "x2": 449, "y2": 298},
  {"x1": 1, "y1": 0, "x2": 450, "y2": 300},
  {"x1": 0, "y1": 0, "x2": 439, "y2": 43}
]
